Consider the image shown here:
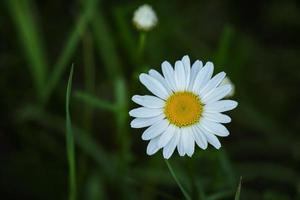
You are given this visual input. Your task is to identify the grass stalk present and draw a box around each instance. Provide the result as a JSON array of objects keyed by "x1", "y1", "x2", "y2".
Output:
[
  {"x1": 7, "y1": 0, "x2": 48, "y2": 100},
  {"x1": 234, "y1": 177, "x2": 242, "y2": 200},
  {"x1": 43, "y1": 0, "x2": 97, "y2": 103},
  {"x1": 66, "y1": 66, "x2": 77, "y2": 200},
  {"x1": 82, "y1": 30, "x2": 96, "y2": 131},
  {"x1": 165, "y1": 160, "x2": 192, "y2": 200},
  {"x1": 92, "y1": 12, "x2": 122, "y2": 79},
  {"x1": 214, "y1": 25, "x2": 234, "y2": 71}
]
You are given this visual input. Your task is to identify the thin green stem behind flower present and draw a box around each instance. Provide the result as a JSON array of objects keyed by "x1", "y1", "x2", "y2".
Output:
[{"x1": 165, "y1": 160, "x2": 192, "y2": 200}]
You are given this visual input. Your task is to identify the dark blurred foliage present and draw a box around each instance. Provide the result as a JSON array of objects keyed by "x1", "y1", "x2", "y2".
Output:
[{"x1": 0, "y1": 0, "x2": 300, "y2": 199}]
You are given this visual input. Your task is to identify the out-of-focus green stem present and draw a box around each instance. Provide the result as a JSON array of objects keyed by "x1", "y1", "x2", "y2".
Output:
[
  {"x1": 42, "y1": 0, "x2": 97, "y2": 104},
  {"x1": 214, "y1": 25, "x2": 234, "y2": 71},
  {"x1": 138, "y1": 32, "x2": 146, "y2": 57},
  {"x1": 92, "y1": 12, "x2": 122, "y2": 79},
  {"x1": 165, "y1": 160, "x2": 192, "y2": 200},
  {"x1": 115, "y1": 77, "x2": 130, "y2": 161},
  {"x1": 113, "y1": 6, "x2": 136, "y2": 65},
  {"x1": 218, "y1": 149, "x2": 235, "y2": 188},
  {"x1": 7, "y1": 0, "x2": 48, "y2": 101},
  {"x1": 66, "y1": 66, "x2": 77, "y2": 200},
  {"x1": 82, "y1": 30, "x2": 95, "y2": 131},
  {"x1": 19, "y1": 104, "x2": 116, "y2": 179}
]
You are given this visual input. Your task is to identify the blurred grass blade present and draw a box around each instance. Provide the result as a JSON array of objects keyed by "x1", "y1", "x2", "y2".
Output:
[
  {"x1": 92, "y1": 12, "x2": 122, "y2": 79},
  {"x1": 82, "y1": 31, "x2": 95, "y2": 133},
  {"x1": 83, "y1": 31, "x2": 96, "y2": 95},
  {"x1": 218, "y1": 149, "x2": 236, "y2": 188},
  {"x1": 75, "y1": 91, "x2": 116, "y2": 112},
  {"x1": 84, "y1": 172, "x2": 107, "y2": 200},
  {"x1": 19, "y1": 104, "x2": 116, "y2": 178},
  {"x1": 43, "y1": 0, "x2": 97, "y2": 103},
  {"x1": 7, "y1": 0, "x2": 48, "y2": 100},
  {"x1": 113, "y1": 6, "x2": 136, "y2": 64},
  {"x1": 114, "y1": 77, "x2": 131, "y2": 180},
  {"x1": 234, "y1": 177, "x2": 242, "y2": 200},
  {"x1": 214, "y1": 25, "x2": 234, "y2": 70},
  {"x1": 206, "y1": 190, "x2": 233, "y2": 200},
  {"x1": 66, "y1": 65, "x2": 77, "y2": 200},
  {"x1": 165, "y1": 160, "x2": 192, "y2": 200}
]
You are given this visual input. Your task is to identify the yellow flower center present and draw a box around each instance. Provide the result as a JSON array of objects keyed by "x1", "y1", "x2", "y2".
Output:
[{"x1": 164, "y1": 91, "x2": 203, "y2": 127}]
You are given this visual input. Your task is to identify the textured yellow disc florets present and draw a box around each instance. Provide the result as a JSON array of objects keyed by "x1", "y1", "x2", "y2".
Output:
[{"x1": 164, "y1": 92, "x2": 203, "y2": 127}]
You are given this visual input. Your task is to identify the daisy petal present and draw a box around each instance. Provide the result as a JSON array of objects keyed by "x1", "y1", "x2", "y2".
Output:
[
  {"x1": 182, "y1": 127, "x2": 195, "y2": 157},
  {"x1": 200, "y1": 119, "x2": 229, "y2": 137},
  {"x1": 161, "y1": 61, "x2": 177, "y2": 91},
  {"x1": 142, "y1": 119, "x2": 169, "y2": 140},
  {"x1": 199, "y1": 72, "x2": 226, "y2": 98},
  {"x1": 132, "y1": 95, "x2": 165, "y2": 108},
  {"x1": 202, "y1": 85, "x2": 232, "y2": 104},
  {"x1": 192, "y1": 126, "x2": 208, "y2": 149},
  {"x1": 174, "y1": 61, "x2": 186, "y2": 91},
  {"x1": 205, "y1": 100, "x2": 238, "y2": 112},
  {"x1": 192, "y1": 62, "x2": 214, "y2": 93},
  {"x1": 139, "y1": 73, "x2": 169, "y2": 99},
  {"x1": 177, "y1": 129, "x2": 185, "y2": 156},
  {"x1": 202, "y1": 112, "x2": 231, "y2": 123},
  {"x1": 146, "y1": 137, "x2": 161, "y2": 155},
  {"x1": 130, "y1": 114, "x2": 164, "y2": 128},
  {"x1": 163, "y1": 129, "x2": 180, "y2": 159},
  {"x1": 158, "y1": 124, "x2": 176, "y2": 148},
  {"x1": 129, "y1": 107, "x2": 163, "y2": 118},
  {"x1": 188, "y1": 60, "x2": 203, "y2": 90},
  {"x1": 182, "y1": 55, "x2": 191, "y2": 89},
  {"x1": 149, "y1": 69, "x2": 172, "y2": 94},
  {"x1": 203, "y1": 132, "x2": 221, "y2": 149}
]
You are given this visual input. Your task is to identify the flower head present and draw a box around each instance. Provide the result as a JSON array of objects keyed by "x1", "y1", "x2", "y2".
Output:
[
  {"x1": 129, "y1": 56, "x2": 238, "y2": 159},
  {"x1": 133, "y1": 4, "x2": 158, "y2": 31}
]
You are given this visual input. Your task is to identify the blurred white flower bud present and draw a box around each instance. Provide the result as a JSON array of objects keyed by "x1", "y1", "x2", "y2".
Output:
[
  {"x1": 133, "y1": 4, "x2": 158, "y2": 31},
  {"x1": 221, "y1": 77, "x2": 235, "y2": 97}
]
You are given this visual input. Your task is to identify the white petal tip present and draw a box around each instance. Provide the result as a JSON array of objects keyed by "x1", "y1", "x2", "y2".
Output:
[
  {"x1": 163, "y1": 154, "x2": 171, "y2": 159},
  {"x1": 232, "y1": 101, "x2": 238, "y2": 108},
  {"x1": 130, "y1": 122, "x2": 136, "y2": 128},
  {"x1": 128, "y1": 110, "x2": 134, "y2": 117},
  {"x1": 139, "y1": 73, "x2": 147, "y2": 81},
  {"x1": 182, "y1": 55, "x2": 189, "y2": 60}
]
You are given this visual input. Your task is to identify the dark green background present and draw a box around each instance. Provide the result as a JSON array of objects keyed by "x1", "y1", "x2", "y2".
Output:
[{"x1": 1, "y1": 0, "x2": 300, "y2": 199}]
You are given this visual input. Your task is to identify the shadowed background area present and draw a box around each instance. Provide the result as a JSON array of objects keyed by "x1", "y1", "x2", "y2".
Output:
[{"x1": 0, "y1": 0, "x2": 300, "y2": 199}]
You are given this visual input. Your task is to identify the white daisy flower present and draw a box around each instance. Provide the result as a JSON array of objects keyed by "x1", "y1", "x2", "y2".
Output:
[
  {"x1": 129, "y1": 56, "x2": 238, "y2": 159},
  {"x1": 221, "y1": 77, "x2": 235, "y2": 97},
  {"x1": 133, "y1": 4, "x2": 158, "y2": 31}
]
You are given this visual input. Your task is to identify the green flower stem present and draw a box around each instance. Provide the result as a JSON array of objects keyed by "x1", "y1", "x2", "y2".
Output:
[
  {"x1": 165, "y1": 160, "x2": 192, "y2": 200},
  {"x1": 138, "y1": 32, "x2": 146, "y2": 58}
]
